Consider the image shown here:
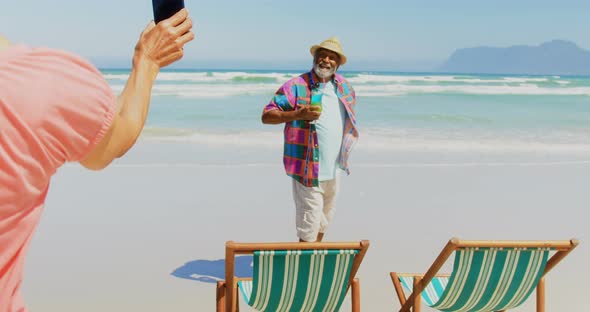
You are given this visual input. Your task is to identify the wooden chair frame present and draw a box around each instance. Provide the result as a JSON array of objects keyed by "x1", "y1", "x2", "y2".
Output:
[
  {"x1": 390, "y1": 238, "x2": 578, "y2": 312},
  {"x1": 216, "y1": 240, "x2": 370, "y2": 312}
]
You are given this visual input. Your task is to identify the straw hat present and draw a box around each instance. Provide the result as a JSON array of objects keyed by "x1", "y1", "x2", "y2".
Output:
[{"x1": 310, "y1": 37, "x2": 347, "y2": 65}]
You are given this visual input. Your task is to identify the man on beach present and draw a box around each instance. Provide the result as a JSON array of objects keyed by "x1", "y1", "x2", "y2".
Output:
[
  {"x1": 261, "y1": 37, "x2": 358, "y2": 242},
  {"x1": 0, "y1": 10, "x2": 194, "y2": 311}
]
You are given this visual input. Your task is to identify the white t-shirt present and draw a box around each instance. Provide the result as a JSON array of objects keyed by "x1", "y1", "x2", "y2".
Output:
[{"x1": 315, "y1": 81, "x2": 346, "y2": 181}]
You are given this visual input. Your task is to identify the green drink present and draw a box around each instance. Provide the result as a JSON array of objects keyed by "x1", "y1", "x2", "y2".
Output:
[
  {"x1": 310, "y1": 101, "x2": 323, "y2": 112},
  {"x1": 309, "y1": 93, "x2": 322, "y2": 124}
]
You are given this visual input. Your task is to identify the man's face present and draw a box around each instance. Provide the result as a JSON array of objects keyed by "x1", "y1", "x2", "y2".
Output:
[{"x1": 314, "y1": 48, "x2": 341, "y2": 79}]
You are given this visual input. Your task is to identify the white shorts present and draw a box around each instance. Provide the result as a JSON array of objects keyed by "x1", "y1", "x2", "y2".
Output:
[{"x1": 292, "y1": 176, "x2": 340, "y2": 242}]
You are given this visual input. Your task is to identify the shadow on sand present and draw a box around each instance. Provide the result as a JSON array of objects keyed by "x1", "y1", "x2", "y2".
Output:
[{"x1": 171, "y1": 256, "x2": 253, "y2": 283}]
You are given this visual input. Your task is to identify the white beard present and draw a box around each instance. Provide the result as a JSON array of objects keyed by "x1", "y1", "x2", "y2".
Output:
[{"x1": 314, "y1": 64, "x2": 336, "y2": 80}]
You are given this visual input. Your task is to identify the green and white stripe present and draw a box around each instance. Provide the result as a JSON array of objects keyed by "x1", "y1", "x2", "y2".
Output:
[
  {"x1": 400, "y1": 276, "x2": 449, "y2": 306},
  {"x1": 238, "y1": 249, "x2": 358, "y2": 312},
  {"x1": 399, "y1": 248, "x2": 549, "y2": 312},
  {"x1": 238, "y1": 279, "x2": 253, "y2": 302}
]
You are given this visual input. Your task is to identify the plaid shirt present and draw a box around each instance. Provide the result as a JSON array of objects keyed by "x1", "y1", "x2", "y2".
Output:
[{"x1": 264, "y1": 70, "x2": 358, "y2": 187}]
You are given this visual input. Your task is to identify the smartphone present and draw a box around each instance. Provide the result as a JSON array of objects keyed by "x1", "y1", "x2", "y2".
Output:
[{"x1": 152, "y1": 0, "x2": 185, "y2": 24}]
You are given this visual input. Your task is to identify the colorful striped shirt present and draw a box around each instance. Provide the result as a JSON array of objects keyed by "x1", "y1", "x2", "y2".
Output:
[{"x1": 264, "y1": 71, "x2": 358, "y2": 187}]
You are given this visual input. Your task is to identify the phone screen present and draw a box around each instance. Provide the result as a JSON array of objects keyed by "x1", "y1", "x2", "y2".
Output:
[{"x1": 152, "y1": 0, "x2": 185, "y2": 24}]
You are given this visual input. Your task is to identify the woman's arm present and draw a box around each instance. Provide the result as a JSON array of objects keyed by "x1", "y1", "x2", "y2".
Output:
[{"x1": 80, "y1": 9, "x2": 194, "y2": 170}]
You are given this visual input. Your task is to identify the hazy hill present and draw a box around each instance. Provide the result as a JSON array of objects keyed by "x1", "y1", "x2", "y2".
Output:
[{"x1": 440, "y1": 40, "x2": 590, "y2": 75}]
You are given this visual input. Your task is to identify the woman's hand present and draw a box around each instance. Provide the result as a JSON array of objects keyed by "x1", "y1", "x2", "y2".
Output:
[{"x1": 134, "y1": 8, "x2": 195, "y2": 70}]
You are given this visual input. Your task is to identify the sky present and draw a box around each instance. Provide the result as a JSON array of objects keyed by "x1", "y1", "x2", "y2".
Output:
[{"x1": 2, "y1": 0, "x2": 590, "y2": 70}]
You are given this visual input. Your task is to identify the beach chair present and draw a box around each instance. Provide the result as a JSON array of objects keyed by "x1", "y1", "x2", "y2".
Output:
[
  {"x1": 390, "y1": 238, "x2": 578, "y2": 312},
  {"x1": 216, "y1": 240, "x2": 370, "y2": 312}
]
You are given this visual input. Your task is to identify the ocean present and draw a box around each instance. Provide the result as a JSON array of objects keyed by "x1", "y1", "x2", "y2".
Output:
[{"x1": 102, "y1": 69, "x2": 590, "y2": 154}]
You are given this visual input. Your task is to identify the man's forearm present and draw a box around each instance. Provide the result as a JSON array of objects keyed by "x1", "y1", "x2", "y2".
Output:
[{"x1": 262, "y1": 110, "x2": 301, "y2": 124}]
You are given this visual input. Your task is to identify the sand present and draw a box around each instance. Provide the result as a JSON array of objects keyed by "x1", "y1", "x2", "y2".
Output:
[{"x1": 23, "y1": 139, "x2": 589, "y2": 311}]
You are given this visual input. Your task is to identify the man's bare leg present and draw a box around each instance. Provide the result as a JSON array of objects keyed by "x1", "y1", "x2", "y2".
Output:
[
  {"x1": 299, "y1": 232, "x2": 324, "y2": 242},
  {"x1": 316, "y1": 232, "x2": 324, "y2": 242}
]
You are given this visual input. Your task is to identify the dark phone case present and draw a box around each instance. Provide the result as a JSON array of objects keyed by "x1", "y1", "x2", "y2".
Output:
[{"x1": 152, "y1": 0, "x2": 185, "y2": 23}]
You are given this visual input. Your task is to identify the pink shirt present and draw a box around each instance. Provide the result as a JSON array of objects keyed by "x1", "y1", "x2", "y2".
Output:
[{"x1": 0, "y1": 45, "x2": 116, "y2": 312}]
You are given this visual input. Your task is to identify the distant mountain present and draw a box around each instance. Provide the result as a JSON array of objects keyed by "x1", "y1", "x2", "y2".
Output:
[{"x1": 439, "y1": 40, "x2": 590, "y2": 75}]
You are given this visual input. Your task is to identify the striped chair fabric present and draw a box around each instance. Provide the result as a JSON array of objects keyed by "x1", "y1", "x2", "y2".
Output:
[
  {"x1": 399, "y1": 276, "x2": 449, "y2": 306},
  {"x1": 398, "y1": 247, "x2": 550, "y2": 312},
  {"x1": 237, "y1": 249, "x2": 358, "y2": 312}
]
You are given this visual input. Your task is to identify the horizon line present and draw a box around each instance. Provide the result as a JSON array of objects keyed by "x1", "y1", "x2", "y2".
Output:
[{"x1": 96, "y1": 68, "x2": 590, "y2": 77}]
